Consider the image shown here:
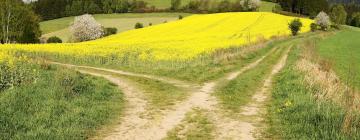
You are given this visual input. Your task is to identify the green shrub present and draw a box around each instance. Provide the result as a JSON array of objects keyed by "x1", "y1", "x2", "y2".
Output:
[
  {"x1": 330, "y1": 4, "x2": 347, "y2": 27},
  {"x1": 350, "y1": 12, "x2": 360, "y2": 27},
  {"x1": 0, "y1": 59, "x2": 38, "y2": 91},
  {"x1": 310, "y1": 23, "x2": 317, "y2": 32},
  {"x1": 104, "y1": 27, "x2": 118, "y2": 36},
  {"x1": 47, "y1": 36, "x2": 62, "y2": 43},
  {"x1": 149, "y1": 23, "x2": 153, "y2": 26},
  {"x1": 135, "y1": 22, "x2": 144, "y2": 29},
  {"x1": 179, "y1": 15, "x2": 183, "y2": 20},
  {"x1": 288, "y1": 18, "x2": 303, "y2": 36}
]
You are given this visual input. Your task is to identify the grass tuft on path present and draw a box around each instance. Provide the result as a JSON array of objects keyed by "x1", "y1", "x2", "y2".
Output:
[
  {"x1": 165, "y1": 108, "x2": 214, "y2": 140},
  {"x1": 214, "y1": 42, "x2": 288, "y2": 113}
]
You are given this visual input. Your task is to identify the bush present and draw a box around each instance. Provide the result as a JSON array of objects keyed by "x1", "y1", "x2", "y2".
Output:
[
  {"x1": 310, "y1": 23, "x2": 317, "y2": 32},
  {"x1": 135, "y1": 22, "x2": 144, "y2": 29},
  {"x1": 241, "y1": 0, "x2": 261, "y2": 11},
  {"x1": 104, "y1": 27, "x2": 118, "y2": 37},
  {"x1": 315, "y1": 11, "x2": 331, "y2": 31},
  {"x1": 179, "y1": 15, "x2": 183, "y2": 20},
  {"x1": 47, "y1": 36, "x2": 62, "y2": 43},
  {"x1": 288, "y1": 19, "x2": 303, "y2": 36},
  {"x1": 149, "y1": 23, "x2": 153, "y2": 26},
  {"x1": 350, "y1": 12, "x2": 360, "y2": 27},
  {"x1": 0, "y1": 58, "x2": 38, "y2": 91}
]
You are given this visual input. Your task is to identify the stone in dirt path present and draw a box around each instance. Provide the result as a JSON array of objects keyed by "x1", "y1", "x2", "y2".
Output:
[{"x1": 211, "y1": 47, "x2": 291, "y2": 140}]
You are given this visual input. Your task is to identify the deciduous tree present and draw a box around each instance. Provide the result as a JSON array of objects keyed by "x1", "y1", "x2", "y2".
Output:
[{"x1": 70, "y1": 14, "x2": 104, "y2": 42}]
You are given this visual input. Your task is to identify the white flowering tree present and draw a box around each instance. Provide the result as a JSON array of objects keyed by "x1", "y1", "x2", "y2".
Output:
[
  {"x1": 240, "y1": 0, "x2": 261, "y2": 11},
  {"x1": 315, "y1": 11, "x2": 331, "y2": 31},
  {"x1": 70, "y1": 14, "x2": 104, "y2": 42}
]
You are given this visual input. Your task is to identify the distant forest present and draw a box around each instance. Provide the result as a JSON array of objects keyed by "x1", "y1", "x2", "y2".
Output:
[{"x1": 329, "y1": 0, "x2": 360, "y2": 4}]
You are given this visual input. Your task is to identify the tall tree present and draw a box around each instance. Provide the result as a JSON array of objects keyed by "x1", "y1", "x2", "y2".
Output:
[
  {"x1": 330, "y1": 4, "x2": 347, "y2": 26},
  {"x1": 0, "y1": 0, "x2": 41, "y2": 43}
]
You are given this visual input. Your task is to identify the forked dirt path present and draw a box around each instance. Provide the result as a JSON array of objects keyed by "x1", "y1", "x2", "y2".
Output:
[
  {"x1": 52, "y1": 46, "x2": 280, "y2": 140},
  {"x1": 210, "y1": 47, "x2": 291, "y2": 140}
]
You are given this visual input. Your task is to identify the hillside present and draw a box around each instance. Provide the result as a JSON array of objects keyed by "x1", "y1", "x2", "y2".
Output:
[
  {"x1": 41, "y1": 13, "x2": 189, "y2": 42},
  {"x1": 7, "y1": 12, "x2": 312, "y2": 61}
]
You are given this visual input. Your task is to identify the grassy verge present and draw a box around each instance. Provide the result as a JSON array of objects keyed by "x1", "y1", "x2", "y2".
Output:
[
  {"x1": 266, "y1": 43, "x2": 360, "y2": 139},
  {"x1": 316, "y1": 28, "x2": 360, "y2": 90},
  {"x1": 214, "y1": 41, "x2": 289, "y2": 112},
  {"x1": 0, "y1": 66, "x2": 124, "y2": 139},
  {"x1": 165, "y1": 108, "x2": 214, "y2": 140}
]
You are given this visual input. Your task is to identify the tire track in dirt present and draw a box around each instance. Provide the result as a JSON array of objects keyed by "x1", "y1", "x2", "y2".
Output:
[{"x1": 211, "y1": 46, "x2": 291, "y2": 140}]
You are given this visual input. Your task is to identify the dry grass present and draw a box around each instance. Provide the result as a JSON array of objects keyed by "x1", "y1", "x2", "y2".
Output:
[{"x1": 296, "y1": 39, "x2": 360, "y2": 135}]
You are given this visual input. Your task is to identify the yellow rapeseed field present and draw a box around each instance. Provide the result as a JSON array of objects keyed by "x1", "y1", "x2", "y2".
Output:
[{"x1": 0, "y1": 12, "x2": 313, "y2": 61}]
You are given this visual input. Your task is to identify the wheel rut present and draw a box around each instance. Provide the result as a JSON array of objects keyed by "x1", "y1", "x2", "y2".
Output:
[{"x1": 210, "y1": 46, "x2": 291, "y2": 140}]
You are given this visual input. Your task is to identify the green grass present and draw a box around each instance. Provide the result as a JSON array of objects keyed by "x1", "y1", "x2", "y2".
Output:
[
  {"x1": 0, "y1": 66, "x2": 124, "y2": 139},
  {"x1": 41, "y1": 13, "x2": 190, "y2": 42},
  {"x1": 259, "y1": 1, "x2": 278, "y2": 12},
  {"x1": 40, "y1": 13, "x2": 189, "y2": 34},
  {"x1": 165, "y1": 108, "x2": 214, "y2": 140},
  {"x1": 316, "y1": 28, "x2": 360, "y2": 90},
  {"x1": 266, "y1": 44, "x2": 360, "y2": 139},
  {"x1": 125, "y1": 76, "x2": 187, "y2": 109}
]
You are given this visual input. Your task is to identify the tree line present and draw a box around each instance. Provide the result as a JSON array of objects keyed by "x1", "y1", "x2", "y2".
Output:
[
  {"x1": 32, "y1": 0, "x2": 149, "y2": 20},
  {"x1": 276, "y1": 0, "x2": 360, "y2": 27},
  {"x1": 31, "y1": 0, "x2": 263, "y2": 21}
]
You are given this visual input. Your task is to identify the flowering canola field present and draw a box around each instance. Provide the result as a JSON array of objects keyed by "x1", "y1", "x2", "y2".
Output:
[{"x1": 0, "y1": 12, "x2": 312, "y2": 61}]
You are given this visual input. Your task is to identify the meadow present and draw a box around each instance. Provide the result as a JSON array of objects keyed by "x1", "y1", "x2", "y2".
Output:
[
  {"x1": 315, "y1": 28, "x2": 360, "y2": 90},
  {"x1": 2, "y1": 5, "x2": 360, "y2": 139}
]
